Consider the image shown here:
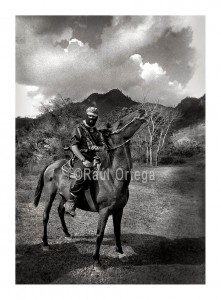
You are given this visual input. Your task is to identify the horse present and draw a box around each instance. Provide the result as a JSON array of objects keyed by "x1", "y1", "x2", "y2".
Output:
[{"x1": 33, "y1": 109, "x2": 147, "y2": 268}]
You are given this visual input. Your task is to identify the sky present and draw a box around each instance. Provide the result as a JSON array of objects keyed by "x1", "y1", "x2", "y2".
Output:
[{"x1": 16, "y1": 16, "x2": 205, "y2": 117}]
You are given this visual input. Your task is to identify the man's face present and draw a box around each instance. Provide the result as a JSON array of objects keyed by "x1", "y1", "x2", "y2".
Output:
[{"x1": 86, "y1": 114, "x2": 98, "y2": 127}]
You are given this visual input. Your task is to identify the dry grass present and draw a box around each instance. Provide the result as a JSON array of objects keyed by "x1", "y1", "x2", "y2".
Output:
[{"x1": 16, "y1": 160, "x2": 205, "y2": 284}]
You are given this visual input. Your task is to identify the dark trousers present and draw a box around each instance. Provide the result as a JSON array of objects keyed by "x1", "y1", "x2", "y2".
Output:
[{"x1": 69, "y1": 158, "x2": 93, "y2": 200}]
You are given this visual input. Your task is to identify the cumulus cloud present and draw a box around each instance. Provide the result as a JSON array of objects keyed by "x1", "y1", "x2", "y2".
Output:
[
  {"x1": 16, "y1": 16, "x2": 205, "y2": 117},
  {"x1": 126, "y1": 54, "x2": 185, "y2": 104}
]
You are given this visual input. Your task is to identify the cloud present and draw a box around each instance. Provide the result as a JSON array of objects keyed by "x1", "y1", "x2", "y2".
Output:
[
  {"x1": 16, "y1": 84, "x2": 45, "y2": 117},
  {"x1": 182, "y1": 16, "x2": 205, "y2": 97},
  {"x1": 16, "y1": 16, "x2": 205, "y2": 116},
  {"x1": 126, "y1": 54, "x2": 184, "y2": 104}
]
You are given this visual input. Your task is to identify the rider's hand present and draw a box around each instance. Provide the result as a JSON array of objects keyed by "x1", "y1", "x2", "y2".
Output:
[
  {"x1": 82, "y1": 160, "x2": 93, "y2": 167},
  {"x1": 90, "y1": 145, "x2": 104, "y2": 151}
]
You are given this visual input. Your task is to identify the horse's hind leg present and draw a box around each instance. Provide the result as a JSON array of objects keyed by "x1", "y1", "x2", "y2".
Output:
[
  {"x1": 42, "y1": 191, "x2": 56, "y2": 248},
  {"x1": 112, "y1": 208, "x2": 124, "y2": 254},
  {"x1": 58, "y1": 196, "x2": 71, "y2": 238}
]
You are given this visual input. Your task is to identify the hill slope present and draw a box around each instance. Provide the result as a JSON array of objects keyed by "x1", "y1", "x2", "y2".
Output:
[
  {"x1": 16, "y1": 92, "x2": 205, "y2": 131},
  {"x1": 175, "y1": 94, "x2": 205, "y2": 129},
  {"x1": 81, "y1": 89, "x2": 137, "y2": 116}
]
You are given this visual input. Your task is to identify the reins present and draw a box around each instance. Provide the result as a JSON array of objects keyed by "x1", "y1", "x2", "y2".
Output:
[
  {"x1": 109, "y1": 116, "x2": 140, "y2": 135},
  {"x1": 105, "y1": 116, "x2": 148, "y2": 152},
  {"x1": 106, "y1": 138, "x2": 131, "y2": 152}
]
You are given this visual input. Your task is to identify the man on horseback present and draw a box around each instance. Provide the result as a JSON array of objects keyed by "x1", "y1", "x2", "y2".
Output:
[{"x1": 64, "y1": 106, "x2": 105, "y2": 216}]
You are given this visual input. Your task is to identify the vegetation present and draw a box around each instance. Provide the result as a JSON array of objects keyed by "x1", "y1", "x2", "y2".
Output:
[{"x1": 16, "y1": 90, "x2": 205, "y2": 168}]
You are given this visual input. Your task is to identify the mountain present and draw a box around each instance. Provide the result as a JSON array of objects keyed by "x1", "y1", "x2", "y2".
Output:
[
  {"x1": 16, "y1": 89, "x2": 137, "y2": 130},
  {"x1": 175, "y1": 94, "x2": 205, "y2": 129},
  {"x1": 81, "y1": 89, "x2": 137, "y2": 116},
  {"x1": 170, "y1": 95, "x2": 205, "y2": 153},
  {"x1": 16, "y1": 90, "x2": 205, "y2": 131}
]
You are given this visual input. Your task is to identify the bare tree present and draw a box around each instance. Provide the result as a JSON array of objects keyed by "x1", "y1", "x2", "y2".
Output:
[
  {"x1": 138, "y1": 99, "x2": 181, "y2": 166},
  {"x1": 144, "y1": 102, "x2": 164, "y2": 166},
  {"x1": 154, "y1": 108, "x2": 181, "y2": 166}
]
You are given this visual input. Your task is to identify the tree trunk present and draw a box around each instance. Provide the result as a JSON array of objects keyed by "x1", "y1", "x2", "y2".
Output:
[
  {"x1": 145, "y1": 136, "x2": 149, "y2": 166},
  {"x1": 155, "y1": 151, "x2": 158, "y2": 167},
  {"x1": 149, "y1": 147, "x2": 153, "y2": 166},
  {"x1": 148, "y1": 126, "x2": 153, "y2": 167},
  {"x1": 146, "y1": 146, "x2": 149, "y2": 166},
  {"x1": 155, "y1": 129, "x2": 163, "y2": 167}
]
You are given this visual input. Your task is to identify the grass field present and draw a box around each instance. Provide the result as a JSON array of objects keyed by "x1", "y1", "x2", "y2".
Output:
[{"x1": 16, "y1": 159, "x2": 205, "y2": 284}]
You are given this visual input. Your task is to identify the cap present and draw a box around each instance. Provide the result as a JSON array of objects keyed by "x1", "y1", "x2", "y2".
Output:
[{"x1": 86, "y1": 107, "x2": 98, "y2": 116}]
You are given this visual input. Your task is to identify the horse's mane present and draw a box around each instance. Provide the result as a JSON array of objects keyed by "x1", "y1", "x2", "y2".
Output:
[
  {"x1": 98, "y1": 128, "x2": 113, "y2": 168},
  {"x1": 98, "y1": 117, "x2": 130, "y2": 169}
]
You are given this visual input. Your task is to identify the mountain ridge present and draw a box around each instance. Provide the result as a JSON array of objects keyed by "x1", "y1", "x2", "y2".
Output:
[
  {"x1": 81, "y1": 89, "x2": 138, "y2": 115},
  {"x1": 16, "y1": 89, "x2": 205, "y2": 130}
]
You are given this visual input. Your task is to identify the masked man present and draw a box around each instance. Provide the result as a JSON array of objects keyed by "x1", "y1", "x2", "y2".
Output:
[{"x1": 64, "y1": 107, "x2": 105, "y2": 216}]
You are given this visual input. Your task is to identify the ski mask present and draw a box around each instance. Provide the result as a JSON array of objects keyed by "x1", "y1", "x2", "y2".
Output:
[{"x1": 85, "y1": 114, "x2": 98, "y2": 127}]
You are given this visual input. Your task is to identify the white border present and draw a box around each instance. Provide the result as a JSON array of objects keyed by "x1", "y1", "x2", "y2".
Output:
[{"x1": 1, "y1": 0, "x2": 221, "y2": 299}]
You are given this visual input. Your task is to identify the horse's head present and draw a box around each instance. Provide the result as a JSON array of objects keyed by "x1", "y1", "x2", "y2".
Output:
[
  {"x1": 100, "y1": 109, "x2": 146, "y2": 153},
  {"x1": 98, "y1": 109, "x2": 146, "y2": 168},
  {"x1": 111, "y1": 108, "x2": 146, "y2": 140}
]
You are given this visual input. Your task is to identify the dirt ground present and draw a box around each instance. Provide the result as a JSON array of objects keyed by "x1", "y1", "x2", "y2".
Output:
[{"x1": 16, "y1": 160, "x2": 205, "y2": 284}]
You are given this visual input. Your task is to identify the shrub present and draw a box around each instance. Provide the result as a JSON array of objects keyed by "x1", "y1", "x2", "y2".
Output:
[
  {"x1": 173, "y1": 157, "x2": 186, "y2": 165},
  {"x1": 172, "y1": 137, "x2": 203, "y2": 157},
  {"x1": 132, "y1": 152, "x2": 146, "y2": 164},
  {"x1": 159, "y1": 156, "x2": 186, "y2": 165},
  {"x1": 159, "y1": 156, "x2": 174, "y2": 165},
  {"x1": 16, "y1": 149, "x2": 33, "y2": 168},
  {"x1": 196, "y1": 160, "x2": 205, "y2": 169}
]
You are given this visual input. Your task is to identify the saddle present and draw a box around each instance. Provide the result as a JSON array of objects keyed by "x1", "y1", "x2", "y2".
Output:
[
  {"x1": 61, "y1": 158, "x2": 100, "y2": 178},
  {"x1": 61, "y1": 159, "x2": 99, "y2": 212},
  {"x1": 61, "y1": 159, "x2": 79, "y2": 179}
]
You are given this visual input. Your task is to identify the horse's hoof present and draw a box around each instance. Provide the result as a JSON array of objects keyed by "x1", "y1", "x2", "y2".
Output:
[
  {"x1": 118, "y1": 253, "x2": 128, "y2": 262},
  {"x1": 93, "y1": 261, "x2": 103, "y2": 272},
  {"x1": 64, "y1": 232, "x2": 71, "y2": 237},
  {"x1": 93, "y1": 265, "x2": 103, "y2": 272},
  {"x1": 65, "y1": 236, "x2": 73, "y2": 241},
  {"x1": 42, "y1": 245, "x2": 50, "y2": 252}
]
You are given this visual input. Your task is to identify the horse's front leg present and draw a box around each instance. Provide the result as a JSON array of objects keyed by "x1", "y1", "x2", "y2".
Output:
[
  {"x1": 112, "y1": 208, "x2": 124, "y2": 254},
  {"x1": 93, "y1": 208, "x2": 110, "y2": 268}
]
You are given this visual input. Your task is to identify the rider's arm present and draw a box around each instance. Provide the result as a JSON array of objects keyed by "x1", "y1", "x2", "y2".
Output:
[
  {"x1": 71, "y1": 145, "x2": 86, "y2": 162},
  {"x1": 70, "y1": 127, "x2": 86, "y2": 162}
]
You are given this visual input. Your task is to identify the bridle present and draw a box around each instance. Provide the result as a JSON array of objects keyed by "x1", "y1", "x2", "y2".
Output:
[
  {"x1": 64, "y1": 112, "x2": 147, "y2": 154},
  {"x1": 105, "y1": 115, "x2": 147, "y2": 152},
  {"x1": 106, "y1": 138, "x2": 131, "y2": 152}
]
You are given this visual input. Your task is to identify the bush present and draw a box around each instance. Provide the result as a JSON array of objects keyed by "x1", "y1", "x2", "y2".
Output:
[
  {"x1": 159, "y1": 156, "x2": 174, "y2": 165},
  {"x1": 173, "y1": 157, "x2": 186, "y2": 165},
  {"x1": 159, "y1": 156, "x2": 186, "y2": 165},
  {"x1": 172, "y1": 137, "x2": 203, "y2": 157},
  {"x1": 16, "y1": 149, "x2": 33, "y2": 168},
  {"x1": 195, "y1": 160, "x2": 205, "y2": 169},
  {"x1": 132, "y1": 152, "x2": 146, "y2": 164}
]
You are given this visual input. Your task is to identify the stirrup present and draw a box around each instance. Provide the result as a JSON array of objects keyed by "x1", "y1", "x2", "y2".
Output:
[{"x1": 64, "y1": 200, "x2": 76, "y2": 217}]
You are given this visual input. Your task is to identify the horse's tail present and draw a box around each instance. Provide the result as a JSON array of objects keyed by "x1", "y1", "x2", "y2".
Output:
[{"x1": 34, "y1": 165, "x2": 49, "y2": 207}]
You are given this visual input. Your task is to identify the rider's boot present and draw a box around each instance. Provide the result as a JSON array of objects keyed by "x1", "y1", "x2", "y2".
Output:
[{"x1": 64, "y1": 193, "x2": 78, "y2": 217}]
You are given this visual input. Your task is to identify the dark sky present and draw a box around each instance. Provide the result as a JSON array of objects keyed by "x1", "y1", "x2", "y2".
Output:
[{"x1": 16, "y1": 16, "x2": 205, "y2": 117}]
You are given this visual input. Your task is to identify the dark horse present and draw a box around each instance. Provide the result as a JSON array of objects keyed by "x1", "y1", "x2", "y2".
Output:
[{"x1": 34, "y1": 109, "x2": 146, "y2": 268}]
